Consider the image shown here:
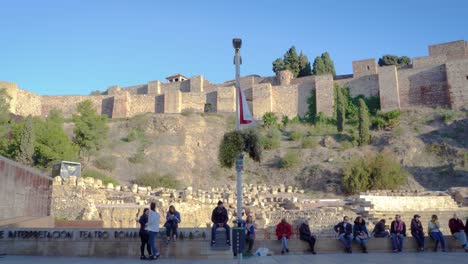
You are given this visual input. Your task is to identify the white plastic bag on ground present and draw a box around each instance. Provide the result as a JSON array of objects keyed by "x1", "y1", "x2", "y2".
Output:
[{"x1": 255, "y1": 247, "x2": 269, "y2": 257}]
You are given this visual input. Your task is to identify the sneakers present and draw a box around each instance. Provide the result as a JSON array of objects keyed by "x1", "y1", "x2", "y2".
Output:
[
  {"x1": 281, "y1": 250, "x2": 285, "y2": 255},
  {"x1": 285, "y1": 248, "x2": 289, "y2": 253},
  {"x1": 312, "y1": 251, "x2": 317, "y2": 255},
  {"x1": 210, "y1": 241, "x2": 215, "y2": 246},
  {"x1": 140, "y1": 256, "x2": 148, "y2": 260},
  {"x1": 154, "y1": 254, "x2": 160, "y2": 260}
]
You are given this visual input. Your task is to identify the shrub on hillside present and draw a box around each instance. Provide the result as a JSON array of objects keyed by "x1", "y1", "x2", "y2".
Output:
[
  {"x1": 218, "y1": 129, "x2": 262, "y2": 168},
  {"x1": 135, "y1": 173, "x2": 181, "y2": 189},
  {"x1": 289, "y1": 131, "x2": 304, "y2": 141},
  {"x1": 301, "y1": 137, "x2": 319, "y2": 149},
  {"x1": 279, "y1": 151, "x2": 300, "y2": 169},
  {"x1": 94, "y1": 155, "x2": 116, "y2": 171},
  {"x1": 82, "y1": 169, "x2": 119, "y2": 186},
  {"x1": 342, "y1": 151, "x2": 408, "y2": 194},
  {"x1": 260, "y1": 128, "x2": 281, "y2": 150},
  {"x1": 262, "y1": 112, "x2": 278, "y2": 128},
  {"x1": 371, "y1": 110, "x2": 400, "y2": 130}
]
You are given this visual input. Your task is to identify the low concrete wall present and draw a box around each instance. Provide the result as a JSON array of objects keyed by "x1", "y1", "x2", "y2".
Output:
[{"x1": 0, "y1": 228, "x2": 466, "y2": 258}]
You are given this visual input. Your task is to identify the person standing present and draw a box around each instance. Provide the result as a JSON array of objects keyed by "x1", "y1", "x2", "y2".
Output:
[
  {"x1": 138, "y1": 208, "x2": 152, "y2": 260},
  {"x1": 211, "y1": 201, "x2": 230, "y2": 246},
  {"x1": 353, "y1": 216, "x2": 369, "y2": 253},
  {"x1": 245, "y1": 215, "x2": 255, "y2": 254},
  {"x1": 390, "y1": 214, "x2": 406, "y2": 252},
  {"x1": 276, "y1": 218, "x2": 292, "y2": 255},
  {"x1": 428, "y1": 214, "x2": 446, "y2": 252},
  {"x1": 410, "y1": 214, "x2": 425, "y2": 251},
  {"x1": 334, "y1": 216, "x2": 353, "y2": 253},
  {"x1": 164, "y1": 205, "x2": 181, "y2": 244},
  {"x1": 146, "y1": 202, "x2": 160, "y2": 260},
  {"x1": 448, "y1": 213, "x2": 468, "y2": 252},
  {"x1": 299, "y1": 218, "x2": 317, "y2": 254}
]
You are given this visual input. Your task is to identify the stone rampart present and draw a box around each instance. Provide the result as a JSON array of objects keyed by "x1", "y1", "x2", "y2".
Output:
[{"x1": 446, "y1": 58, "x2": 468, "y2": 109}]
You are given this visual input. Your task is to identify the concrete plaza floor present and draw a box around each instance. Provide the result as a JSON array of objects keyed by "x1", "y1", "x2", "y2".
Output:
[{"x1": 1, "y1": 253, "x2": 467, "y2": 264}]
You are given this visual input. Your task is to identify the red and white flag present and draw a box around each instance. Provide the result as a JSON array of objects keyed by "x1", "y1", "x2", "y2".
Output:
[{"x1": 237, "y1": 85, "x2": 253, "y2": 127}]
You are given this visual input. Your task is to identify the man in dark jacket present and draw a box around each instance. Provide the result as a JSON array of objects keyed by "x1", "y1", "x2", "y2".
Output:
[
  {"x1": 299, "y1": 218, "x2": 317, "y2": 254},
  {"x1": 448, "y1": 213, "x2": 468, "y2": 251},
  {"x1": 390, "y1": 214, "x2": 406, "y2": 252},
  {"x1": 410, "y1": 214, "x2": 425, "y2": 251},
  {"x1": 211, "y1": 201, "x2": 230, "y2": 246},
  {"x1": 334, "y1": 216, "x2": 353, "y2": 253}
]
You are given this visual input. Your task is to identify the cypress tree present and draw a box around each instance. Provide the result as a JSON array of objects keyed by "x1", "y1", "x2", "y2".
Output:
[
  {"x1": 358, "y1": 98, "x2": 371, "y2": 146},
  {"x1": 298, "y1": 51, "x2": 311, "y2": 77},
  {"x1": 312, "y1": 56, "x2": 326, "y2": 75},
  {"x1": 272, "y1": 58, "x2": 286, "y2": 74},
  {"x1": 17, "y1": 116, "x2": 35, "y2": 165},
  {"x1": 336, "y1": 87, "x2": 345, "y2": 132},
  {"x1": 321, "y1": 52, "x2": 336, "y2": 76},
  {"x1": 283, "y1": 46, "x2": 300, "y2": 77}
]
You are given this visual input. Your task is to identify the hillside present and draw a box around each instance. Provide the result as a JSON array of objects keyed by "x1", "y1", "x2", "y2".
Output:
[{"x1": 66, "y1": 108, "x2": 467, "y2": 196}]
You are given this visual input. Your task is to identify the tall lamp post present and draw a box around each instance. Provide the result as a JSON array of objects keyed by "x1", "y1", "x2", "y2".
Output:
[{"x1": 233, "y1": 38, "x2": 244, "y2": 262}]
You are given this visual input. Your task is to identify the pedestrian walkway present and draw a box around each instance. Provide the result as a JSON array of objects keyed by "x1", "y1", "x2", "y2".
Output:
[{"x1": 1, "y1": 253, "x2": 467, "y2": 264}]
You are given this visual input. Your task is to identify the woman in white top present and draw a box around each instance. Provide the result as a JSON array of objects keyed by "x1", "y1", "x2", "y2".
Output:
[{"x1": 428, "y1": 214, "x2": 446, "y2": 252}]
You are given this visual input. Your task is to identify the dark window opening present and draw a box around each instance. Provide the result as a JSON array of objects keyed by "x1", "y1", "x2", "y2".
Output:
[{"x1": 366, "y1": 65, "x2": 370, "y2": 70}]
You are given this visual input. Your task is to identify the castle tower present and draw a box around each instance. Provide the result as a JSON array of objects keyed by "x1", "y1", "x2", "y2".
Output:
[{"x1": 277, "y1": 70, "x2": 293, "y2": 85}]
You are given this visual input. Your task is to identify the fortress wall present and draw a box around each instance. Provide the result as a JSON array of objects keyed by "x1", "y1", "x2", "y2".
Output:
[
  {"x1": 315, "y1": 74, "x2": 334, "y2": 117},
  {"x1": 181, "y1": 92, "x2": 205, "y2": 112},
  {"x1": 429, "y1": 40, "x2": 467, "y2": 59},
  {"x1": 41, "y1": 96, "x2": 107, "y2": 118},
  {"x1": 272, "y1": 84, "x2": 298, "y2": 118},
  {"x1": 147, "y1": 81, "x2": 162, "y2": 95},
  {"x1": 412, "y1": 55, "x2": 447, "y2": 69},
  {"x1": 15, "y1": 89, "x2": 42, "y2": 116},
  {"x1": 215, "y1": 86, "x2": 235, "y2": 113},
  {"x1": 352, "y1": 59, "x2": 378, "y2": 78},
  {"x1": 446, "y1": 58, "x2": 468, "y2": 109},
  {"x1": 122, "y1": 84, "x2": 148, "y2": 95},
  {"x1": 397, "y1": 65, "x2": 449, "y2": 108},
  {"x1": 127, "y1": 95, "x2": 156, "y2": 117},
  {"x1": 251, "y1": 83, "x2": 272, "y2": 118},
  {"x1": 164, "y1": 90, "x2": 182, "y2": 113},
  {"x1": 339, "y1": 74, "x2": 379, "y2": 97},
  {"x1": 0, "y1": 81, "x2": 19, "y2": 113},
  {"x1": 189, "y1": 76, "x2": 204, "y2": 93},
  {"x1": 378, "y1": 66, "x2": 400, "y2": 111},
  {"x1": 295, "y1": 78, "x2": 315, "y2": 117}
]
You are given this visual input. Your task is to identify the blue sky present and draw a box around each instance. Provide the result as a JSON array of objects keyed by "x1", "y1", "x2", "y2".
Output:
[{"x1": 1, "y1": 0, "x2": 467, "y2": 95}]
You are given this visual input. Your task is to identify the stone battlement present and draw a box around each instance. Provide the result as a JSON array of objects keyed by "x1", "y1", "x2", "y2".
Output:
[{"x1": 1, "y1": 40, "x2": 467, "y2": 121}]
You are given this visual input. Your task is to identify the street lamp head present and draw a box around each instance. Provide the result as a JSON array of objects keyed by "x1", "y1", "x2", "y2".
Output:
[{"x1": 232, "y1": 38, "x2": 242, "y2": 50}]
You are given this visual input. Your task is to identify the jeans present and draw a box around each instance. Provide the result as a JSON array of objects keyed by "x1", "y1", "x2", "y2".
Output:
[
  {"x1": 338, "y1": 234, "x2": 352, "y2": 249},
  {"x1": 211, "y1": 223, "x2": 231, "y2": 242},
  {"x1": 280, "y1": 236, "x2": 289, "y2": 251},
  {"x1": 139, "y1": 230, "x2": 151, "y2": 256},
  {"x1": 148, "y1": 231, "x2": 158, "y2": 256},
  {"x1": 391, "y1": 233, "x2": 404, "y2": 251},
  {"x1": 245, "y1": 236, "x2": 254, "y2": 252},
  {"x1": 165, "y1": 222, "x2": 178, "y2": 239},
  {"x1": 355, "y1": 236, "x2": 368, "y2": 247},
  {"x1": 430, "y1": 231, "x2": 446, "y2": 250},
  {"x1": 453, "y1": 232, "x2": 468, "y2": 249},
  {"x1": 411, "y1": 231, "x2": 425, "y2": 248}
]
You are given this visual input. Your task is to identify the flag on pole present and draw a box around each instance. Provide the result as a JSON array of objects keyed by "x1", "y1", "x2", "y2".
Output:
[{"x1": 237, "y1": 85, "x2": 253, "y2": 126}]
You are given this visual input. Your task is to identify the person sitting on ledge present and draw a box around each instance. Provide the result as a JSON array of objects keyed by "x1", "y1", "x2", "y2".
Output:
[
  {"x1": 299, "y1": 218, "x2": 317, "y2": 254},
  {"x1": 428, "y1": 214, "x2": 446, "y2": 252},
  {"x1": 245, "y1": 215, "x2": 255, "y2": 254},
  {"x1": 276, "y1": 218, "x2": 292, "y2": 255},
  {"x1": 448, "y1": 213, "x2": 468, "y2": 252},
  {"x1": 164, "y1": 205, "x2": 181, "y2": 244},
  {"x1": 411, "y1": 214, "x2": 425, "y2": 252},
  {"x1": 210, "y1": 200, "x2": 230, "y2": 246},
  {"x1": 390, "y1": 214, "x2": 406, "y2": 253},
  {"x1": 138, "y1": 208, "x2": 152, "y2": 260},
  {"x1": 334, "y1": 216, "x2": 353, "y2": 253},
  {"x1": 353, "y1": 216, "x2": 369, "y2": 253},
  {"x1": 372, "y1": 219, "x2": 390, "y2": 238}
]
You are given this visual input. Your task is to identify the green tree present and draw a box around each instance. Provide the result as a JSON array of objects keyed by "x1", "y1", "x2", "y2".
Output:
[
  {"x1": 312, "y1": 56, "x2": 326, "y2": 75},
  {"x1": 378, "y1": 55, "x2": 411, "y2": 67},
  {"x1": 298, "y1": 51, "x2": 312, "y2": 77},
  {"x1": 272, "y1": 58, "x2": 286, "y2": 74},
  {"x1": 358, "y1": 99, "x2": 371, "y2": 146},
  {"x1": 72, "y1": 100, "x2": 108, "y2": 158},
  {"x1": 321, "y1": 52, "x2": 336, "y2": 76},
  {"x1": 283, "y1": 46, "x2": 300, "y2": 77},
  {"x1": 335, "y1": 86, "x2": 346, "y2": 132},
  {"x1": 370, "y1": 152, "x2": 408, "y2": 190},
  {"x1": 17, "y1": 116, "x2": 35, "y2": 165},
  {"x1": 342, "y1": 157, "x2": 371, "y2": 193},
  {"x1": 0, "y1": 88, "x2": 11, "y2": 124},
  {"x1": 34, "y1": 111, "x2": 79, "y2": 167},
  {"x1": 272, "y1": 46, "x2": 311, "y2": 77}
]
